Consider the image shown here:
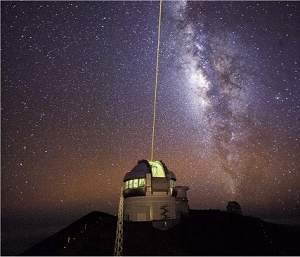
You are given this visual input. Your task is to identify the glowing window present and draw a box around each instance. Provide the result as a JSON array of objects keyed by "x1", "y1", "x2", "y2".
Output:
[
  {"x1": 139, "y1": 178, "x2": 145, "y2": 187},
  {"x1": 124, "y1": 181, "x2": 128, "y2": 189},
  {"x1": 149, "y1": 161, "x2": 165, "y2": 177},
  {"x1": 129, "y1": 180, "x2": 133, "y2": 188},
  {"x1": 133, "y1": 179, "x2": 139, "y2": 188}
]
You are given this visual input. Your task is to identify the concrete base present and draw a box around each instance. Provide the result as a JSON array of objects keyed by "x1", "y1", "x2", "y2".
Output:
[{"x1": 152, "y1": 219, "x2": 179, "y2": 230}]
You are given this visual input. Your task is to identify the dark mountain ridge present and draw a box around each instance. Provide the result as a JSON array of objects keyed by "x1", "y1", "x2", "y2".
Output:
[{"x1": 22, "y1": 209, "x2": 300, "y2": 256}]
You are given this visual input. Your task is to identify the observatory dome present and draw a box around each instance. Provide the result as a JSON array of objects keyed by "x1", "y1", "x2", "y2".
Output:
[
  {"x1": 123, "y1": 160, "x2": 176, "y2": 198},
  {"x1": 124, "y1": 160, "x2": 176, "y2": 181}
]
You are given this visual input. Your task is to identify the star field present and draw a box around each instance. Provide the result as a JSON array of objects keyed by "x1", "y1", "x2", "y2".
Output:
[{"x1": 2, "y1": 1, "x2": 300, "y2": 254}]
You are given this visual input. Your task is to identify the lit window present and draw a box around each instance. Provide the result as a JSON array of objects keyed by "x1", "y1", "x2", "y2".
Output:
[
  {"x1": 139, "y1": 178, "x2": 145, "y2": 187},
  {"x1": 124, "y1": 181, "x2": 128, "y2": 189},
  {"x1": 129, "y1": 180, "x2": 133, "y2": 188},
  {"x1": 133, "y1": 179, "x2": 139, "y2": 188}
]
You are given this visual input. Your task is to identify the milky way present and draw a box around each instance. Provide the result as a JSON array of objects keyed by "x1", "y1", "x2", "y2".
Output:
[
  {"x1": 170, "y1": 1, "x2": 261, "y2": 196},
  {"x1": 159, "y1": 1, "x2": 300, "y2": 209},
  {"x1": 2, "y1": 1, "x2": 300, "y2": 255}
]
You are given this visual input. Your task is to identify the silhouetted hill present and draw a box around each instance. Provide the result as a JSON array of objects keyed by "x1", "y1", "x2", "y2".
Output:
[{"x1": 22, "y1": 209, "x2": 300, "y2": 255}]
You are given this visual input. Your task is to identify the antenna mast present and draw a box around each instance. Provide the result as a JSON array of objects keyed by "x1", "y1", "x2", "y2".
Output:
[{"x1": 114, "y1": 187, "x2": 124, "y2": 256}]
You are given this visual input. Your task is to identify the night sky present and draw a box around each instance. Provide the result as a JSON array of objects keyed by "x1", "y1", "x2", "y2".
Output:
[{"x1": 2, "y1": 1, "x2": 300, "y2": 255}]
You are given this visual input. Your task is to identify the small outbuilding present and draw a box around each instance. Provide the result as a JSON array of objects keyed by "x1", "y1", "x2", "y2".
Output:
[{"x1": 226, "y1": 201, "x2": 242, "y2": 215}]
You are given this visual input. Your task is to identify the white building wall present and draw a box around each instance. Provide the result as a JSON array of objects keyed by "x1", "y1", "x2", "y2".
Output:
[{"x1": 124, "y1": 195, "x2": 176, "y2": 222}]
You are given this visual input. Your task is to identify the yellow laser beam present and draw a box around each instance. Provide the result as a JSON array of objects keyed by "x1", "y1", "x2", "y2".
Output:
[{"x1": 150, "y1": 0, "x2": 163, "y2": 161}]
